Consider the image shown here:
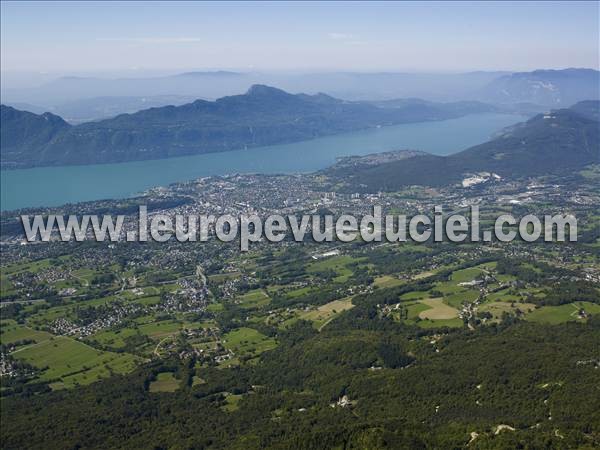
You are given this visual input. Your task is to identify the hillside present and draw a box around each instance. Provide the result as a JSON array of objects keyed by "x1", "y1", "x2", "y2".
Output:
[
  {"x1": 0, "y1": 106, "x2": 70, "y2": 148},
  {"x1": 323, "y1": 102, "x2": 600, "y2": 190},
  {"x1": 569, "y1": 100, "x2": 600, "y2": 121},
  {"x1": 0, "y1": 86, "x2": 498, "y2": 169}
]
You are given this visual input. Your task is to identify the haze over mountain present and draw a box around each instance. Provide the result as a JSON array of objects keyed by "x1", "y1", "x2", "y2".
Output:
[
  {"x1": 479, "y1": 69, "x2": 600, "y2": 106},
  {"x1": 323, "y1": 101, "x2": 600, "y2": 190},
  {"x1": 1, "y1": 71, "x2": 504, "y2": 110},
  {"x1": 0, "y1": 85, "x2": 499, "y2": 169},
  {"x1": 3, "y1": 69, "x2": 596, "y2": 123},
  {"x1": 5, "y1": 95, "x2": 202, "y2": 124}
]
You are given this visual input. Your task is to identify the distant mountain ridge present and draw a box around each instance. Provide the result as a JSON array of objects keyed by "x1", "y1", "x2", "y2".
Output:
[
  {"x1": 480, "y1": 69, "x2": 600, "y2": 106},
  {"x1": 1, "y1": 70, "x2": 506, "y2": 106},
  {"x1": 323, "y1": 101, "x2": 600, "y2": 190},
  {"x1": 3, "y1": 68, "x2": 596, "y2": 121},
  {"x1": 0, "y1": 86, "x2": 501, "y2": 169}
]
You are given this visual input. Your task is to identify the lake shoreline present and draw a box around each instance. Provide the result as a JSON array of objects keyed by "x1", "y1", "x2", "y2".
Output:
[{"x1": 1, "y1": 113, "x2": 526, "y2": 211}]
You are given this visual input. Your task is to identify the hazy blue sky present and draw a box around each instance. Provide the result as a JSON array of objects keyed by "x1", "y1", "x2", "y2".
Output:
[{"x1": 1, "y1": 1, "x2": 598, "y2": 73}]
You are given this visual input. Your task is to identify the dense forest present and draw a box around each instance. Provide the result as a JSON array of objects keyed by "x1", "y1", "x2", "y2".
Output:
[{"x1": 2, "y1": 308, "x2": 599, "y2": 449}]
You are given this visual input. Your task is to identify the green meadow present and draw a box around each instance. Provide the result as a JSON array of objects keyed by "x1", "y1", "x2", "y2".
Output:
[
  {"x1": 148, "y1": 372, "x2": 180, "y2": 393},
  {"x1": 11, "y1": 335, "x2": 142, "y2": 389},
  {"x1": 526, "y1": 302, "x2": 600, "y2": 325},
  {"x1": 222, "y1": 327, "x2": 277, "y2": 359}
]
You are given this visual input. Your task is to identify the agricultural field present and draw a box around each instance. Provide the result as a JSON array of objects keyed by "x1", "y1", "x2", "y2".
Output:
[
  {"x1": 404, "y1": 302, "x2": 431, "y2": 320},
  {"x1": 395, "y1": 298, "x2": 463, "y2": 329},
  {"x1": 418, "y1": 298, "x2": 459, "y2": 320},
  {"x1": 300, "y1": 297, "x2": 355, "y2": 330}
]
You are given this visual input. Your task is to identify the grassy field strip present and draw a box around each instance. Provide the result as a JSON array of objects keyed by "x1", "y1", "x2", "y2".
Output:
[
  {"x1": 413, "y1": 270, "x2": 435, "y2": 280},
  {"x1": 373, "y1": 275, "x2": 404, "y2": 288}
]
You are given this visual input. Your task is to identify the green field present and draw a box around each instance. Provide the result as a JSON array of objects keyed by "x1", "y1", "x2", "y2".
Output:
[
  {"x1": 12, "y1": 335, "x2": 142, "y2": 388},
  {"x1": 222, "y1": 327, "x2": 277, "y2": 359},
  {"x1": 208, "y1": 272, "x2": 241, "y2": 283},
  {"x1": 132, "y1": 295, "x2": 161, "y2": 306},
  {"x1": 206, "y1": 302, "x2": 225, "y2": 312},
  {"x1": 397, "y1": 297, "x2": 463, "y2": 329},
  {"x1": 373, "y1": 275, "x2": 404, "y2": 288},
  {"x1": 400, "y1": 291, "x2": 429, "y2": 301},
  {"x1": 307, "y1": 255, "x2": 362, "y2": 282},
  {"x1": 443, "y1": 290, "x2": 479, "y2": 308},
  {"x1": 526, "y1": 302, "x2": 600, "y2": 324},
  {"x1": 88, "y1": 327, "x2": 145, "y2": 349},
  {"x1": 137, "y1": 320, "x2": 186, "y2": 339},
  {"x1": 478, "y1": 301, "x2": 536, "y2": 321},
  {"x1": 237, "y1": 289, "x2": 270, "y2": 309},
  {"x1": 450, "y1": 266, "x2": 487, "y2": 283},
  {"x1": 1, "y1": 258, "x2": 53, "y2": 276},
  {"x1": 149, "y1": 372, "x2": 180, "y2": 393},
  {"x1": 283, "y1": 286, "x2": 316, "y2": 299},
  {"x1": 486, "y1": 289, "x2": 522, "y2": 302},
  {"x1": 404, "y1": 302, "x2": 430, "y2": 320},
  {"x1": 221, "y1": 393, "x2": 243, "y2": 412},
  {"x1": 0, "y1": 322, "x2": 54, "y2": 345}
]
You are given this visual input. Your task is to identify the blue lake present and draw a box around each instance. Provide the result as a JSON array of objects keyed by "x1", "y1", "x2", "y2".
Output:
[{"x1": 1, "y1": 113, "x2": 525, "y2": 211}]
